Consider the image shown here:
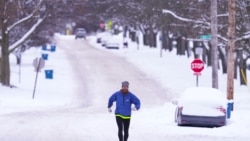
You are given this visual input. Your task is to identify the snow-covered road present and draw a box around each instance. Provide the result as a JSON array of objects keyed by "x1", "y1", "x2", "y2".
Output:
[
  {"x1": 0, "y1": 36, "x2": 249, "y2": 141},
  {"x1": 60, "y1": 37, "x2": 171, "y2": 109},
  {"x1": 0, "y1": 107, "x2": 247, "y2": 141}
]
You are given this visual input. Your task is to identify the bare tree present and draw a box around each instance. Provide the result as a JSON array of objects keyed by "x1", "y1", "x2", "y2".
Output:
[{"x1": 0, "y1": 0, "x2": 47, "y2": 86}]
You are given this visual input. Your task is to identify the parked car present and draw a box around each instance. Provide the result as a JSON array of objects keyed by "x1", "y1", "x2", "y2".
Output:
[
  {"x1": 101, "y1": 39, "x2": 107, "y2": 47},
  {"x1": 172, "y1": 87, "x2": 227, "y2": 127},
  {"x1": 105, "y1": 36, "x2": 120, "y2": 49},
  {"x1": 75, "y1": 28, "x2": 86, "y2": 39},
  {"x1": 99, "y1": 33, "x2": 111, "y2": 47}
]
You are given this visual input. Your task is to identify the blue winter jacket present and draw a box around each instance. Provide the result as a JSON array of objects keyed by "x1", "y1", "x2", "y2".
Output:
[{"x1": 108, "y1": 90, "x2": 141, "y2": 117}]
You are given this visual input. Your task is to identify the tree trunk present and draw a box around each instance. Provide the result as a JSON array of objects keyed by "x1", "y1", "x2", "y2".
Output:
[
  {"x1": 236, "y1": 49, "x2": 247, "y2": 85},
  {"x1": 1, "y1": 32, "x2": 11, "y2": 86},
  {"x1": 0, "y1": 0, "x2": 10, "y2": 86},
  {"x1": 161, "y1": 28, "x2": 167, "y2": 50},
  {"x1": 143, "y1": 29, "x2": 149, "y2": 46},
  {"x1": 227, "y1": 0, "x2": 236, "y2": 101},
  {"x1": 168, "y1": 38, "x2": 173, "y2": 52},
  {"x1": 176, "y1": 37, "x2": 182, "y2": 55},
  {"x1": 180, "y1": 36, "x2": 186, "y2": 55},
  {"x1": 193, "y1": 41, "x2": 199, "y2": 59},
  {"x1": 206, "y1": 42, "x2": 212, "y2": 67},
  {"x1": 185, "y1": 40, "x2": 191, "y2": 58},
  {"x1": 153, "y1": 33, "x2": 157, "y2": 48},
  {"x1": 211, "y1": 0, "x2": 219, "y2": 88},
  {"x1": 239, "y1": 60, "x2": 247, "y2": 85},
  {"x1": 218, "y1": 47, "x2": 227, "y2": 74},
  {"x1": 129, "y1": 31, "x2": 136, "y2": 42},
  {"x1": 123, "y1": 26, "x2": 128, "y2": 38},
  {"x1": 161, "y1": 27, "x2": 171, "y2": 51},
  {"x1": 201, "y1": 43, "x2": 207, "y2": 64},
  {"x1": 148, "y1": 27, "x2": 156, "y2": 48}
]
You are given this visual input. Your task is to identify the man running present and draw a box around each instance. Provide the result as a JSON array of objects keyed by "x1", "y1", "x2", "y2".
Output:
[{"x1": 108, "y1": 81, "x2": 141, "y2": 141}]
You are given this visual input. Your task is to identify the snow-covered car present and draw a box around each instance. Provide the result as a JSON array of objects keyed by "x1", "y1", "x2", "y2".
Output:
[
  {"x1": 101, "y1": 40, "x2": 107, "y2": 47},
  {"x1": 75, "y1": 28, "x2": 86, "y2": 39},
  {"x1": 97, "y1": 32, "x2": 121, "y2": 49},
  {"x1": 105, "y1": 36, "x2": 121, "y2": 49},
  {"x1": 172, "y1": 87, "x2": 227, "y2": 127},
  {"x1": 99, "y1": 34, "x2": 111, "y2": 47}
]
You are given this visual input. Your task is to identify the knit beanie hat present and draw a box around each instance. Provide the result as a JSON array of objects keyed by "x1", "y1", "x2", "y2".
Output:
[{"x1": 122, "y1": 81, "x2": 129, "y2": 87}]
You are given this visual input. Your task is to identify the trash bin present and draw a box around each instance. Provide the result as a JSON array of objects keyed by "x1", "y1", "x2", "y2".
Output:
[
  {"x1": 227, "y1": 102, "x2": 233, "y2": 119},
  {"x1": 51, "y1": 45, "x2": 56, "y2": 52},
  {"x1": 42, "y1": 45, "x2": 47, "y2": 51},
  {"x1": 41, "y1": 53, "x2": 48, "y2": 60},
  {"x1": 45, "y1": 70, "x2": 53, "y2": 79}
]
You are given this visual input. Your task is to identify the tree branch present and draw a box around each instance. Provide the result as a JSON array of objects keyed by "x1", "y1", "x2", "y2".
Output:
[
  {"x1": 5, "y1": 0, "x2": 44, "y2": 34},
  {"x1": 8, "y1": 16, "x2": 46, "y2": 53},
  {"x1": 162, "y1": 9, "x2": 210, "y2": 27},
  {"x1": 6, "y1": 13, "x2": 35, "y2": 34}
]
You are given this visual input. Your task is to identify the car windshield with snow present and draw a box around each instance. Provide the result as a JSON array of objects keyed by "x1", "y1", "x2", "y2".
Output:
[{"x1": 172, "y1": 87, "x2": 227, "y2": 127}]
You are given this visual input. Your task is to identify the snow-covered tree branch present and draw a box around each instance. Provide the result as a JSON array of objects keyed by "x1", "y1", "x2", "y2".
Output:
[
  {"x1": 6, "y1": 13, "x2": 36, "y2": 34},
  {"x1": 9, "y1": 17, "x2": 46, "y2": 53},
  {"x1": 162, "y1": 9, "x2": 210, "y2": 27}
]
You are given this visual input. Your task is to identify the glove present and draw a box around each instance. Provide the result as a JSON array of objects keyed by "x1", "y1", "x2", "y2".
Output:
[
  {"x1": 108, "y1": 108, "x2": 112, "y2": 113},
  {"x1": 132, "y1": 107, "x2": 137, "y2": 111}
]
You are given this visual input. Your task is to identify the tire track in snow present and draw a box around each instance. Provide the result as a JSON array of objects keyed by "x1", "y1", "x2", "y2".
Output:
[{"x1": 60, "y1": 37, "x2": 172, "y2": 109}]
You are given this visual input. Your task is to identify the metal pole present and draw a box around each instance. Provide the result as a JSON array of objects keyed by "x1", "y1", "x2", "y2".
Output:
[
  {"x1": 196, "y1": 75, "x2": 199, "y2": 87},
  {"x1": 32, "y1": 58, "x2": 41, "y2": 99},
  {"x1": 136, "y1": 30, "x2": 140, "y2": 50},
  {"x1": 18, "y1": 55, "x2": 21, "y2": 83},
  {"x1": 19, "y1": 62, "x2": 21, "y2": 83},
  {"x1": 32, "y1": 70, "x2": 39, "y2": 99}
]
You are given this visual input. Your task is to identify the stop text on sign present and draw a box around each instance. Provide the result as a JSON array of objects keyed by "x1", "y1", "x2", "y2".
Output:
[{"x1": 191, "y1": 63, "x2": 204, "y2": 69}]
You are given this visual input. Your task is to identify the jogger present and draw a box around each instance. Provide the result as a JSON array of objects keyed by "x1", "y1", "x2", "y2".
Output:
[{"x1": 108, "y1": 81, "x2": 141, "y2": 141}]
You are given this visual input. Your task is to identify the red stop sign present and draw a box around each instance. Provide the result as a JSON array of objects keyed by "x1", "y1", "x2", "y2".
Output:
[{"x1": 191, "y1": 59, "x2": 204, "y2": 73}]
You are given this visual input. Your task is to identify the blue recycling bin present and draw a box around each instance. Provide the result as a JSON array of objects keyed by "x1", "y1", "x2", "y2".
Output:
[
  {"x1": 45, "y1": 70, "x2": 53, "y2": 79},
  {"x1": 42, "y1": 45, "x2": 47, "y2": 50},
  {"x1": 41, "y1": 53, "x2": 48, "y2": 60},
  {"x1": 227, "y1": 102, "x2": 233, "y2": 119},
  {"x1": 51, "y1": 45, "x2": 56, "y2": 52}
]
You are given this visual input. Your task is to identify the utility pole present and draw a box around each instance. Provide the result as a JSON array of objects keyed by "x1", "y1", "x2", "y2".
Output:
[
  {"x1": 211, "y1": 0, "x2": 219, "y2": 89},
  {"x1": 227, "y1": 0, "x2": 236, "y2": 106}
]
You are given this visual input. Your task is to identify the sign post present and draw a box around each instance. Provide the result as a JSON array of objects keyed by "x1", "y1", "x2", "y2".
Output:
[
  {"x1": 32, "y1": 57, "x2": 45, "y2": 99},
  {"x1": 191, "y1": 59, "x2": 204, "y2": 86}
]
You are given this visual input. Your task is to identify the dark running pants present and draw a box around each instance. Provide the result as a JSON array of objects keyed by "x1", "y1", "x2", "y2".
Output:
[{"x1": 116, "y1": 116, "x2": 131, "y2": 141}]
